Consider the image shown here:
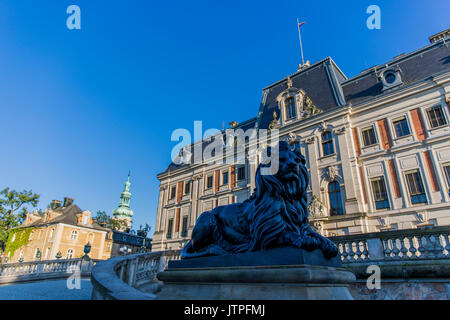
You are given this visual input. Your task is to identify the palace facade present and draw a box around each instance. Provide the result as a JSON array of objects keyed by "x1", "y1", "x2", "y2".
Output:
[{"x1": 151, "y1": 30, "x2": 450, "y2": 251}]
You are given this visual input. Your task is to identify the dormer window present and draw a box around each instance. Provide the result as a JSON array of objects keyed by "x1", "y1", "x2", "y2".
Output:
[
  {"x1": 380, "y1": 67, "x2": 402, "y2": 91},
  {"x1": 285, "y1": 97, "x2": 297, "y2": 120}
]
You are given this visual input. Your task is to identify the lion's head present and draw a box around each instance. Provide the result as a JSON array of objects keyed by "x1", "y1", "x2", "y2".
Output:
[{"x1": 249, "y1": 140, "x2": 309, "y2": 251}]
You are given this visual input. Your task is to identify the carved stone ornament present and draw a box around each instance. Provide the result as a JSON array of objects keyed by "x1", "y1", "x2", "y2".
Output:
[
  {"x1": 305, "y1": 136, "x2": 315, "y2": 144},
  {"x1": 446, "y1": 96, "x2": 450, "y2": 108},
  {"x1": 268, "y1": 110, "x2": 280, "y2": 131},
  {"x1": 304, "y1": 96, "x2": 322, "y2": 118},
  {"x1": 308, "y1": 195, "x2": 326, "y2": 219},
  {"x1": 286, "y1": 76, "x2": 293, "y2": 88},
  {"x1": 323, "y1": 166, "x2": 339, "y2": 181},
  {"x1": 416, "y1": 211, "x2": 429, "y2": 224},
  {"x1": 287, "y1": 132, "x2": 298, "y2": 145},
  {"x1": 378, "y1": 216, "x2": 391, "y2": 228},
  {"x1": 334, "y1": 126, "x2": 346, "y2": 135}
]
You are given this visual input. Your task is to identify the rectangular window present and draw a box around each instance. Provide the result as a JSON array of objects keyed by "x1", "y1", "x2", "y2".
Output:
[
  {"x1": 392, "y1": 117, "x2": 411, "y2": 138},
  {"x1": 170, "y1": 186, "x2": 176, "y2": 199},
  {"x1": 184, "y1": 181, "x2": 191, "y2": 195},
  {"x1": 370, "y1": 177, "x2": 390, "y2": 210},
  {"x1": 206, "y1": 175, "x2": 213, "y2": 189},
  {"x1": 443, "y1": 164, "x2": 450, "y2": 190},
  {"x1": 181, "y1": 216, "x2": 188, "y2": 238},
  {"x1": 405, "y1": 170, "x2": 427, "y2": 205},
  {"x1": 427, "y1": 106, "x2": 447, "y2": 128},
  {"x1": 222, "y1": 171, "x2": 229, "y2": 185},
  {"x1": 166, "y1": 219, "x2": 173, "y2": 239},
  {"x1": 322, "y1": 131, "x2": 334, "y2": 156},
  {"x1": 361, "y1": 126, "x2": 377, "y2": 146},
  {"x1": 237, "y1": 166, "x2": 246, "y2": 181},
  {"x1": 285, "y1": 97, "x2": 296, "y2": 120}
]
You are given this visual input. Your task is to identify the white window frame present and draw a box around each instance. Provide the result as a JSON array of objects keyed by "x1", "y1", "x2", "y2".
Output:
[{"x1": 360, "y1": 125, "x2": 378, "y2": 147}]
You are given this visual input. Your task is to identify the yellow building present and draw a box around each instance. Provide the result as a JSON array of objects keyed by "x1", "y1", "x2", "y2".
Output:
[{"x1": 4, "y1": 198, "x2": 114, "y2": 263}]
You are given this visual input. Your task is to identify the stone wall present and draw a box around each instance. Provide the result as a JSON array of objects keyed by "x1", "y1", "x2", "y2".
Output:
[{"x1": 349, "y1": 280, "x2": 450, "y2": 300}]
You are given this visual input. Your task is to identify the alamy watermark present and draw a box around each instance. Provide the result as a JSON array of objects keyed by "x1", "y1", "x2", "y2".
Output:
[
  {"x1": 366, "y1": 5, "x2": 381, "y2": 30},
  {"x1": 366, "y1": 265, "x2": 381, "y2": 290},
  {"x1": 66, "y1": 265, "x2": 81, "y2": 290},
  {"x1": 67, "y1": 5, "x2": 81, "y2": 30}
]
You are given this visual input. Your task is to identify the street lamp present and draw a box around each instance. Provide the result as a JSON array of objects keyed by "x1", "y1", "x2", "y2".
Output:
[
  {"x1": 55, "y1": 251, "x2": 62, "y2": 259},
  {"x1": 35, "y1": 249, "x2": 41, "y2": 261},
  {"x1": 18, "y1": 257, "x2": 24, "y2": 264}
]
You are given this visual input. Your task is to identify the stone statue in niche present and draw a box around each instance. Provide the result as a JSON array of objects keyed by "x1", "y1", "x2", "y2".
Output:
[{"x1": 181, "y1": 140, "x2": 338, "y2": 259}]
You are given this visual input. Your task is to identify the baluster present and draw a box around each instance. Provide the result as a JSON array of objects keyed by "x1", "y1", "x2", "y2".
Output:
[
  {"x1": 399, "y1": 237, "x2": 408, "y2": 259},
  {"x1": 443, "y1": 233, "x2": 450, "y2": 257},
  {"x1": 340, "y1": 242, "x2": 349, "y2": 262},
  {"x1": 425, "y1": 235, "x2": 436, "y2": 259},
  {"x1": 391, "y1": 238, "x2": 401, "y2": 259},
  {"x1": 382, "y1": 238, "x2": 392, "y2": 259},
  {"x1": 417, "y1": 235, "x2": 426, "y2": 258},
  {"x1": 348, "y1": 241, "x2": 357, "y2": 262},
  {"x1": 407, "y1": 236, "x2": 417, "y2": 259},
  {"x1": 434, "y1": 234, "x2": 444, "y2": 258},
  {"x1": 361, "y1": 240, "x2": 369, "y2": 261},
  {"x1": 354, "y1": 241, "x2": 363, "y2": 261}
]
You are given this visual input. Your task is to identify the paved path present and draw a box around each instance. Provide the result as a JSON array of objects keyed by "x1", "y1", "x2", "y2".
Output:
[{"x1": 0, "y1": 278, "x2": 92, "y2": 300}]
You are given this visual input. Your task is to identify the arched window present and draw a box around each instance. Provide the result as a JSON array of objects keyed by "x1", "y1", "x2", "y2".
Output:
[
  {"x1": 285, "y1": 97, "x2": 297, "y2": 120},
  {"x1": 71, "y1": 230, "x2": 78, "y2": 240},
  {"x1": 328, "y1": 181, "x2": 343, "y2": 216},
  {"x1": 66, "y1": 249, "x2": 74, "y2": 259},
  {"x1": 322, "y1": 131, "x2": 334, "y2": 156}
]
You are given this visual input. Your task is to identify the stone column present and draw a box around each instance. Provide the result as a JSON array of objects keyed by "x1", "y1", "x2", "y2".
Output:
[
  {"x1": 193, "y1": 174, "x2": 204, "y2": 223},
  {"x1": 334, "y1": 126, "x2": 360, "y2": 214},
  {"x1": 305, "y1": 136, "x2": 320, "y2": 197},
  {"x1": 156, "y1": 185, "x2": 167, "y2": 233}
]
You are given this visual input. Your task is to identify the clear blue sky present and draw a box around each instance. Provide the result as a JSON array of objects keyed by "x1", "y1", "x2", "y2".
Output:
[{"x1": 0, "y1": 0, "x2": 448, "y2": 236}]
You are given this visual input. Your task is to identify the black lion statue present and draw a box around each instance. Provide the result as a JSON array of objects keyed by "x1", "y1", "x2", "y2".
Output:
[{"x1": 181, "y1": 140, "x2": 338, "y2": 259}]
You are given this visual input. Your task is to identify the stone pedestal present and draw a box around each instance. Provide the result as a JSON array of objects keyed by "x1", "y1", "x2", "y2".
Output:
[{"x1": 156, "y1": 247, "x2": 356, "y2": 300}]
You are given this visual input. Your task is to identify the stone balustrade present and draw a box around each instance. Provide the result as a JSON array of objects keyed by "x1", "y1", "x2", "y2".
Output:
[
  {"x1": 0, "y1": 257, "x2": 99, "y2": 284},
  {"x1": 329, "y1": 225, "x2": 450, "y2": 263},
  {"x1": 90, "y1": 250, "x2": 181, "y2": 300},
  {"x1": 90, "y1": 226, "x2": 450, "y2": 299}
]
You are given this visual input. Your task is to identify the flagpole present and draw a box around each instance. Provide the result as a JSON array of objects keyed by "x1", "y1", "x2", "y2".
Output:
[{"x1": 297, "y1": 18, "x2": 305, "y2": 66}]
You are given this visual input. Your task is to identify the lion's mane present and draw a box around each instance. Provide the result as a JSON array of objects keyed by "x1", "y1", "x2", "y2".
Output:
[{"x1": 247, "y1": 152, "x2": 310, "y2": 251}]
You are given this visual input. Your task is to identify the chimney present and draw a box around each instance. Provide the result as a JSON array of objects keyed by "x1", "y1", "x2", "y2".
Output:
[
  {"x1": 63, "y1": 197, "x2": 74, "y2": 207},
  {"x1": 50, "y1": 200, "x2": 62, "y2": 210}
]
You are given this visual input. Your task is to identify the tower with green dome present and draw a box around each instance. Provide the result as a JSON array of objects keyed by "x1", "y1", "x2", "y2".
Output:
[{"x1": 112, "y1": 172, "x2": 134, "y2": 232}]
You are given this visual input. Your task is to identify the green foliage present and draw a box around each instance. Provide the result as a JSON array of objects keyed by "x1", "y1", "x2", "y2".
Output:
[
  {"x1": 94, "y1": 210, "x2": 128, "y2": 231},
  {"x1": 0, "y1": 188, "x2": 40, "y2": 251},
  {"x1": 3, "y1": 228, "x2": 34, "y2": 259}
]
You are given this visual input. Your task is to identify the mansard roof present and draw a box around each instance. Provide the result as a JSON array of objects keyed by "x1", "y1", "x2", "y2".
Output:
[
  {"x1": 256, "y1": 57, "x2": 347, "y2": 130},
  {"x1": 341, "y1": 37, "x2": 450, "y2": 105}
]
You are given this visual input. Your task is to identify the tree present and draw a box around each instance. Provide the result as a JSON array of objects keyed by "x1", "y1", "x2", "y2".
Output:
[
  {"x1": 93, "y1": 210, "x2": 128, "y2": 231},
  {"x1": 0, "y1": 188, "x2": 40, "y2": 250}
]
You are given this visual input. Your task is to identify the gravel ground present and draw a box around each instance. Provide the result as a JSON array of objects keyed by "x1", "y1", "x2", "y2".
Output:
[{"x1": 0, "y1": 278, "x2": 92, "y2": 300}]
